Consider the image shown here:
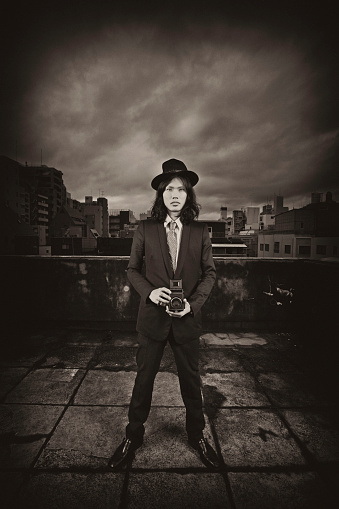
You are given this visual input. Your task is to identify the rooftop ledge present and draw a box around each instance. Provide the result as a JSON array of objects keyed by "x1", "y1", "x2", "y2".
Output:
[{"x1": 1, "y1": 256, "x2": 338, "y2": 340}]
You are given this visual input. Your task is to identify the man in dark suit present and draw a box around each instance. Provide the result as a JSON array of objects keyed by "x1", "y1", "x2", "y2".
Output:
[{"x1": 108, "y1": 158, "x2": 219, "y2": 469}]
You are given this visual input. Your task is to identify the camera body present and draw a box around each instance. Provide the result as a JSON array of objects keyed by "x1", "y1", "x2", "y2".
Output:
[{"x1": 169, "y1": 279, "x2": 185, "y2": 311}]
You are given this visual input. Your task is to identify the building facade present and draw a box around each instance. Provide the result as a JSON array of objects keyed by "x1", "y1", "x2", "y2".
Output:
[
  {"x1": 232, "y1": 210, "x2": 246, "y2": 234},
  {"x1": 258, "y1": 232, "x2": 339, "y2": 259},
  {"x1": 258, "y1": 194, "x2": 339, "y2": 259},
  {"x1": 83, "y1": 196, "x2": 109, "y2": 237}
]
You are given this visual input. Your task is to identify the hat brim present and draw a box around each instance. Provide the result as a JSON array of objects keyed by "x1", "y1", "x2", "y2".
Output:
[{"x1": 151, "y1": 170, "x2": 199, "y2": 190}]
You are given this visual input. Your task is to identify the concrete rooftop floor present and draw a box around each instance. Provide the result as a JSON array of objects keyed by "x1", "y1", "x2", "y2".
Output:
[{"x1": 0, "y1": 327, "x2": 338, "y2": 509}]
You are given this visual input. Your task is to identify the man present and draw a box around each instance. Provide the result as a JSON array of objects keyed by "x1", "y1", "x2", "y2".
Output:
[{"x1": 108, "y1": 158, "x2": 219, "y2": 469}]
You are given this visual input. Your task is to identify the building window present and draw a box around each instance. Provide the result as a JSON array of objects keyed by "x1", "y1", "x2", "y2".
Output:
[
  {"x1": 298, "y1": 245, "x2": 311, "y2": 256},
  {"x1": 274, "y1": 242, "x2": 280, "y2": 253},
  {"x1": 265, "y1": 244, "x2": 269, "y2": 252},
  {"x1": 284, "y1": 245, "x2": 291, "y2": 254},
  {"x1": 333, "y1": 246, "x2": 338, "y2": 255},
  {"x1": 316, "y1": 245, "x2": 326, "y2": 255},
  {"x1": 259, "y1": 243, "x2": 264, "y2": 251}
]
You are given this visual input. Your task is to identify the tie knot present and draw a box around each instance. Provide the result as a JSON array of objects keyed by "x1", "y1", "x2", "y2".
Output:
[{"x1": 169, "y1": 221, "x2": 177, "y2": 231}]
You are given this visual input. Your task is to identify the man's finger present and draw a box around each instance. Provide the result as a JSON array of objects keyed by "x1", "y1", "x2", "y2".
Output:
[{"x1": 161, "y1": 287, "x2": 172, "y2": 295}]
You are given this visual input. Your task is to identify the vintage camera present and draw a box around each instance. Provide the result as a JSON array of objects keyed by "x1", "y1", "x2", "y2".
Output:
[{"x1": 169, "y1": 279, "x2": 185, "y2": 312}]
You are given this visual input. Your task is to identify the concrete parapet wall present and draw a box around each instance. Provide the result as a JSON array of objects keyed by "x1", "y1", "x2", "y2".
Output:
[{"x1": 1, "y1": 256, "x2": 338, "y2": 335}]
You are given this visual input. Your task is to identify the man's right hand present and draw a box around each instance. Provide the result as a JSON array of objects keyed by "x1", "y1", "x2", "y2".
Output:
[{"x1": 149, "y1": 287, "x2": 171, "y2": 307}]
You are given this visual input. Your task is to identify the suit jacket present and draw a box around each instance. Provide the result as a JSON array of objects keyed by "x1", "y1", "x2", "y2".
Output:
[{"x1": 127, "y1": 219, "x2": 216, "y2": 344}]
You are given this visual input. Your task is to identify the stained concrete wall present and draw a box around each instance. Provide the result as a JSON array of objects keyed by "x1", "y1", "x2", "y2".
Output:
[{"x1": 1, "y1": 256, "x2": 338, "y2": 337}]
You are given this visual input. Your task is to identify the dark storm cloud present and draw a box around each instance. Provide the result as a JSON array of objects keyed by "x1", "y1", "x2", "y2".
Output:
[{"x1": 1, "y1": 1, "x2": 339, "y2": 217}]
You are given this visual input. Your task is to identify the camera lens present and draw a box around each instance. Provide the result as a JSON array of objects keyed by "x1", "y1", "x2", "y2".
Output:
[{"x1": 170, "y1": 297, "x2": 182, "y2": 309}]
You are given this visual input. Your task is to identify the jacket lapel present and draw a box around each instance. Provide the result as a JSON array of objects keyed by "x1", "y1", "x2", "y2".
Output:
[
  {"x1": 175, "y1": 223, "x2": 190, "y2": 278},
  {"x1": 157, "y1": 222, "x2": 173, "y2": 278}
]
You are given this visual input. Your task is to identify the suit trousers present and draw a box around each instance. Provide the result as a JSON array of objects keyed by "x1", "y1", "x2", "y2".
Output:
[{"x1": 126, "y1": 329, "x2": 205, "y2": 442}]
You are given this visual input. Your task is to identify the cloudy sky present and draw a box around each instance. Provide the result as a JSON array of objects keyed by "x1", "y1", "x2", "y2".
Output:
[{"x1": 2, "y1": 1, "x2": 339, "y2": 219}]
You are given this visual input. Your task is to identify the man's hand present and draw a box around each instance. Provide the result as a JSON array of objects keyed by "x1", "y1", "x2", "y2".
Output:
[
  {"x1": 166, "y1": 298, "x2": 191, "y2": 318},
  {"x1": 149, "y1": 287, "x2": 171, "y2": 306}
]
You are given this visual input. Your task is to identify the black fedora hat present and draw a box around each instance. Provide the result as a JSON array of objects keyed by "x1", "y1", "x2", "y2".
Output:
[{"x1": 151, "y1": 158, "x2": 199, "y2": 190}]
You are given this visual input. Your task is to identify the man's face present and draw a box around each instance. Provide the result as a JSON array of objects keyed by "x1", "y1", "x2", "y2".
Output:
[{"x1": 163, "y1": 177, "x2": 187, "y2": 216}]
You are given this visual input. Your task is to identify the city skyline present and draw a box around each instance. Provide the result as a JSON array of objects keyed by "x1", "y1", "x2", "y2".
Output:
[{"x1": 2, "y1": 2, "x2": 339, "y2": 220}]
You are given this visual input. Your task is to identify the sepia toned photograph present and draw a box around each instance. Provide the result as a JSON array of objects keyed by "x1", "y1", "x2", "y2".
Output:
[{"x1": 1, "y1": 1, "x2": 338, "y2": 507}]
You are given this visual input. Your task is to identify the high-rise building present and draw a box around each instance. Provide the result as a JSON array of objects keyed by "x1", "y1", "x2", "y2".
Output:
[
  {"x1": 274, "y1": 194, "x2": 288, "y2": 215},
  {"x1": 0, "y1": 156, "x2": 67, "y2": 246},
  {"x1": 97, "y1": 197, "x2": 109, "y2": 237},
  {"x1": 245, "y1": 207, "x2": 260, "y2": 230},
  {"x1": 0, "y1": 155, "x2": 21, "y2": 215},
  {"x1": 232, "y1": 210, "x2": 246, "y2": 234},
  {"x1": 20, "y1": 164, "x2": 66, "y2": 224},
  {"x1": 220, "y1": 206, "x2": 227, "y2": 221},
  {"x1": 83, "y1": 196, "x2": 109, "y2": 237}
]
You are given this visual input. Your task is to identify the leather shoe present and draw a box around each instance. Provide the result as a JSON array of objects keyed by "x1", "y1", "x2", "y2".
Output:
[
  {"x1": 188, "y1": 437, "x2": 220, "y2": 469},
  {"x1": 108, "y1": 437, "x2": 143, "y2": 468}
]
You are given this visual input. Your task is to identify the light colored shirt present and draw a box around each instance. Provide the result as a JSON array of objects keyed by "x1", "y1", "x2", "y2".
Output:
[{"x1": 164, "y1": 215, "x2": 183, "y2": 267}]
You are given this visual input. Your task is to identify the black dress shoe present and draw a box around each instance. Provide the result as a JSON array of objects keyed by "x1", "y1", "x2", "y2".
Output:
[
  {"x1": 108, "y1": 437, "x2": 143, "y2": 468},
  {"x1": 188, "y1": 437, "x2": 220, "y2": 469}
]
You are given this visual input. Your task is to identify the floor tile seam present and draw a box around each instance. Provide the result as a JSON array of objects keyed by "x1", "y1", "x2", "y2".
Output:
[
  {"x1": 205, "y1": 405, "x2": 337, "y2": 412},
  {"x1": 202, "y1": 364, "x2": 276, "y2": 406},
  {"x1": 126, "y1": 462, "x2": 333, "y2": 475},
  {"x1": 0, "y1": 401, "x2": 67, "y2": 408},
  {"x1": 243, "y1": 367, "x2": 314, "y2": 409},
  {"x1": 34, "y1": 403, "x2": 329, "y2": 410},
  {"x1": 0, "y1": 360, "x2": 45, "y2": 403},
  {"x1": 205, "y1": 405, "x2": 275, "y2": 410},
  {"x1": 235, "y1": 350, "x2": 299, "y2": 374},
  {"x1": 251, "y1": 365, "x2": 338, "y2": 408},
  {"x1": 28, "y1": 367, "x2": 91, "y2": 470},
  {"x1": 69, "y1": 404, "x2": 278, "y2": 409},
  {"x1": 117, "y1": 469, "x2": 130, "y2": 509},
  {"x1": 206, "y1": 415, "x2": 236, "y2": 509},
  {"x1": 273, "y1": 406, "x2": 325, "y2": 469},
  {"x1": 201, "y1": 369, "x2": 250, "y2": 374},
  {"x1": 252, "y1": 368, "x2": 327, "y2": 386},
  {"x1": 202, "y1": 359, "x2": 248, "y2": 505},
  {"x1": 5, "y1": 366, "x2": 90, "y2": 372},
  {"x1": 210, "y1": 405, "x2": 336, "y2": 471},
  {"x1": 2, "y1": 401, "x2": 334, "y2": 410},
  {"x1": 2, "y1": 464, "x2": 338, "y2": 475}
]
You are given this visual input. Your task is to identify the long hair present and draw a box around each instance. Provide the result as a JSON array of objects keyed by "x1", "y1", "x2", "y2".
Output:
[{"x1": 150, "y1": 175, "x2": 200, "y2": 224}]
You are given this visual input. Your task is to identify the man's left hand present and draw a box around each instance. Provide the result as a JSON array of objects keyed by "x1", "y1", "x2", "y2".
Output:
[{"x1": 166, "y1": 299, "x2": 191, "y2": 318}]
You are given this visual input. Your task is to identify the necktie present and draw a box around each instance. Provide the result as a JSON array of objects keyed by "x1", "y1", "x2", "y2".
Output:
[{"x1": 167, "y1": 221, "x2": 178, "y2": 271}]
